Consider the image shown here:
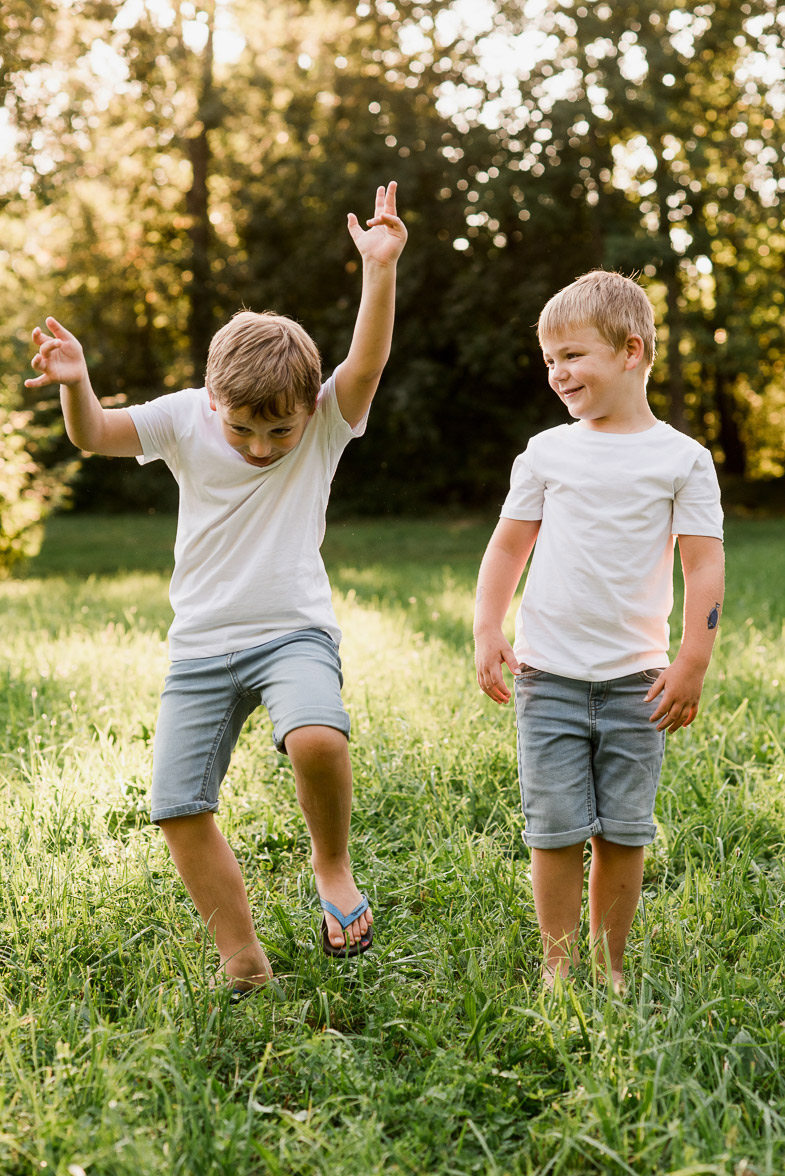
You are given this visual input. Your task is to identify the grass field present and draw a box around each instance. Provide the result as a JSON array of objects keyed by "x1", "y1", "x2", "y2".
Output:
[{"x1": 1, "y1": 512, "x2": 784, "y2": 1176}]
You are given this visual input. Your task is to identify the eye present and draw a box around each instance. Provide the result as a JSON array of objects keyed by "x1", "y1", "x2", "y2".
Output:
[
  {"x1": 271, "y1": 426, "x2": 293, "y2": 437},
  {"x1": 229, "y1": 424, "x2": 252, "y2": 435}
]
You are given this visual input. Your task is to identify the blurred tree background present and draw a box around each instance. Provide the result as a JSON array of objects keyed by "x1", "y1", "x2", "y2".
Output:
[{"x1": 2, "y1": 0, "x2": 785, "y2": 547}]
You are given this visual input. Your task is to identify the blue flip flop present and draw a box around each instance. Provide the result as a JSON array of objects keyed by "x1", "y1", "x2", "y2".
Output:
[{"x1": 320, "y1": 893, "x2": 373, "y2": 958}]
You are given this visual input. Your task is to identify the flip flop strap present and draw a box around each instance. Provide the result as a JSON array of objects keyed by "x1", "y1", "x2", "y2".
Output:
[{"x1": 319, "y1": 893, "x2": 369, "y2": 929}]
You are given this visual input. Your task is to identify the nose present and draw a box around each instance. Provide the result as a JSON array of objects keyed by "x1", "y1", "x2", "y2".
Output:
[{"x1": 248, "y1": 436, "x2": 272, "y2": 457}]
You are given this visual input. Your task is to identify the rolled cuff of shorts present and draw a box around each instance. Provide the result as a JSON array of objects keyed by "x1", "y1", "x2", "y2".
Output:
[
  {"x1": 151, "y1": 799, "x2": 220, "y2": 824},
  {"x1": 522, "y1": 817, "x2": 657, "y2": 849},
  {"x1": 594, "y1": 816, "x2": 658, "y2": 847},
  {"x1": 273, "y1": 706, "x2": 351, "y2": 753},
  {"x1": 522, "y1": 819, "x2": 603, "y2": 849}
]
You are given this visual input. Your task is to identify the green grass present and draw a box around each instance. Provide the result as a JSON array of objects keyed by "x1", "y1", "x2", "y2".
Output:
[{"x1": 1, "y1": 513, "x2": 784, "y2": 1175}]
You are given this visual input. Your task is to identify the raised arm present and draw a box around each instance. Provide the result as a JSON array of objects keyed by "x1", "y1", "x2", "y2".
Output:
[
  {"x1": 646, "y1": 534, "x2": 725, "y2": 731},
  {"x1": 474, "y1": 517, "x2": 541, "y2": 704},
  {"x1": 335, "y1": 181, "x2": 408, "y2": 428},
  {"x1": 26, "y1": 317, "x2": 142, "y2": 457}
]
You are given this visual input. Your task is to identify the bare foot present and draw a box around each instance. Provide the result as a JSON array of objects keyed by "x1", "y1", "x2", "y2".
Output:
[
  {"x1": 313, "y1": 856, "x2": 373, "y2": 951},
  {"x1": 218, "y1": 941, "x2": 273, "y2": 992},
  {"x1": 541, "y1": 962, "x2": 570, "y2": 992}
]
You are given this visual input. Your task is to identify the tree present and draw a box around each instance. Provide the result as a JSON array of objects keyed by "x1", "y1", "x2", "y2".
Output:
[{"x1": 504, "y1": 0, "x2": 785, "y2": 475}]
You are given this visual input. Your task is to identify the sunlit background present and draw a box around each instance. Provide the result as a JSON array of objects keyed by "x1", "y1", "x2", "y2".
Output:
[{"x1": 2, "y1": 0, "x2": 785, "y2": 569}]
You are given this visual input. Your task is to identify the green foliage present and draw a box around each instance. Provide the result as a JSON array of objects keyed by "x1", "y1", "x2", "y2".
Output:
[
  {"x1": 0, "y1": 340, "x2": 77, "y2": 574},
  {"x1": 3, "y1": 1, "x2": 785, "y2": 512},
  {"x1": 0, "y1": 514, "x2": 784, "y2": 1173}
]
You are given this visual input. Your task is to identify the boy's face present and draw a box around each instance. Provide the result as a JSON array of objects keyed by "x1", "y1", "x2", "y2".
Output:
[
  {"x1": 208, "y1": 391, "x2": 312, "y2": 468},
  {"x1": 540, "y1": 326, "x2": 645, "y2": 430}
]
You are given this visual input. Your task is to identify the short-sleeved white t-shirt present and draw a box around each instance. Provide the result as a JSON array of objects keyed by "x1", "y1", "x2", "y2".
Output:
[
  {"x1": 126, "y1": 372, "x2": 365, "y2": 660},
  {"x1": 500, "y1": 420, "x2": 723, "y2": 681}
]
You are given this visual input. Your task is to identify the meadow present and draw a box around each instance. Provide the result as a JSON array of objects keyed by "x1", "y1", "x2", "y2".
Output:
[{"x1": 0, "y1": 513, "x2": 784, "y2": 1176}]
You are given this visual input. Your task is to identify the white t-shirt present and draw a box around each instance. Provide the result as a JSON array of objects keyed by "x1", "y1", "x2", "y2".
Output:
[
  {"x1": 500, "y1": 420, "x2": 723, "y2": 681},
  {"x1": 126, "y1": 372, "x2": 365, "y2": 660}
]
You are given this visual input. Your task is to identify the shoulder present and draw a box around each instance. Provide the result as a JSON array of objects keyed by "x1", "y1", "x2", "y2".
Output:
[
  {"x1": 127, "y1": 386, "x2": 208, "y2": 420},
  {"x1": 648, "y1": 422, "x2": 718, "y2": 472},
  {"x1": 515, "y1": 423, "x2": 571, "y2": 460}
]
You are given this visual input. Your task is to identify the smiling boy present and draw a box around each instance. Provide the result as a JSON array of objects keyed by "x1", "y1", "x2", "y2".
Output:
[
  {"x1": 474, "y1": 270, "x2": 724, "y2": 990},
  {"x1": 27, "y1": 183, "x2": 407, "y2": 991}
]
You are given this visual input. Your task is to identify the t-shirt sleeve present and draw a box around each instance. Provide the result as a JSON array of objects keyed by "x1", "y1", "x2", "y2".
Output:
[
  {"x1": 125, "y1": 391, "x2": 185, "y2": 468},
  {"x1": 322, "y1": 366, "x2": 369, "y2": 439},
  {"x1": 672, "y1": 447, "x2": 724, "y2": 538},
  {"x1": 500, "y1": 444, "x2": 545, "y2": 520},
  {"x1": 315, "y1": 370, "x2": 368, "y2": 471}
]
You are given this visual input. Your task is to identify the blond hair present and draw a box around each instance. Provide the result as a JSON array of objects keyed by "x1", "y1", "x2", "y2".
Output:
[
  {"x1": 537, "y1": 270, "x2": 656, "y2": 367},
  {"x1": 205, "y1": 310, "x2": 322, "y2": 418}
]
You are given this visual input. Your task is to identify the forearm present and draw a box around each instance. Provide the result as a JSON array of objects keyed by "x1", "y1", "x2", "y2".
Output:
[
  {"x1": 60, "y1": 372, "x2": 108, "y2": 452},
  {"x1": 676, "y1": 558, "x2": 725, "y2": 670},
  {"x1": 474, "y1": 548, "x2": 522, "y2": 635},
  {"x1": 474, "y1": 521, "x2": 539, "y2": 635},
  {"x1": 344, "y1": 258, "x2": 396, "y2": 387}
]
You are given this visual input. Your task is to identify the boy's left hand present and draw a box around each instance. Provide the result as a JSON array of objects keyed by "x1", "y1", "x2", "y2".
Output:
[
  {"x1": 347, "y1": 181, "x2": 407, "y2": 266},
  {"x1": 645, "y1": 655, "x2": 707, "y2": 732}
]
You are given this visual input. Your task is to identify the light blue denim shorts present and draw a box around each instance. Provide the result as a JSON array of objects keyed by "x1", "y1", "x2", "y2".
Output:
[
  {"x1": 514, "y1": 666, "x2": 667, "y2": 849},
  {"x1": 150, "y1": 628, "x2": 350, "y2": 822}
]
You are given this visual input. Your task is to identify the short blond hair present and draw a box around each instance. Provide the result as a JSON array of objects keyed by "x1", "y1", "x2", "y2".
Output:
[
  {"x1": 205, "y1": 310, "x2": 321, "y2": 418},
  {"x1": 537, "y1": 270, "x2": 656, "y2": 367}
]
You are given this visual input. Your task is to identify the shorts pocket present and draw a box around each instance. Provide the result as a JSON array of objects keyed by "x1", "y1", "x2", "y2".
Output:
[
  {"x1": 516, "y1": 664, "x2": 545, "y2": 679},
  {"x1": 637, "y1": 667, "x2": 666, "y2": 684}
]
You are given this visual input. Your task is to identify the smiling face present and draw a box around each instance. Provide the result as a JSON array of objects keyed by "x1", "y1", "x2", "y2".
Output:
[
  {"x1": 540, "y1": 326, "x2": 653, "y2": 433},
  {"x1": 208, "y1": 391, "x2": 312, "y2": 468}
]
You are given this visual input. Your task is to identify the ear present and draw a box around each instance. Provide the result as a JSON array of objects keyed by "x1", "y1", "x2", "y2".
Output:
[
  {"x1": 207, "y1": 385, "x2": 218, "y2": 412},
  {"x1": 623, "y1": 334, "x2": 645, "y2": 370}
]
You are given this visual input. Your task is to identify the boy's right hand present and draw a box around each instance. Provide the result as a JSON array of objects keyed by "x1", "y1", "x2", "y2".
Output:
[
  {"x1": 475, "y1": 630, "x2": 521, "y2": 705},
  {"x1": 26, "y1": 318, "x2": 87, "y2": 389}
]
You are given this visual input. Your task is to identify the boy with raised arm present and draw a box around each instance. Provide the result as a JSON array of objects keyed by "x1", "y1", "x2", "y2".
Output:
[
  {"x1": 474, "y1": 271, "x2": 724, "y2": 991},
  {"x1": 27, "y1": 183, "x2": 407, "y2": 992}
]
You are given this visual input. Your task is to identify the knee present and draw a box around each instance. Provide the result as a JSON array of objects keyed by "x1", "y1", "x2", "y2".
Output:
[
  {"x1": 158, "y1": 811, "x2": 214, "y2": 848},
  {"x1": 285, "y1": 725, "x2": 348, "y2": 772}
]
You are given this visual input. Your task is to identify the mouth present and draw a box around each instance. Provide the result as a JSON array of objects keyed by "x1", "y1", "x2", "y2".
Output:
[
  {"x1": 243, "y1": 453, "x2": 277, "y2": 467},
  {"x1": 561, "y1": 385, "x2": 584, "y2": 397}
]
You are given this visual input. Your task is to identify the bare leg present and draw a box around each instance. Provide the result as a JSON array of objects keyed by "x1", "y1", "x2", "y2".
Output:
[
  {"x1": 160, "y1": 812, "x2": 272, "y2": 989},
  {"x1": 588, "y1": 838, "x2": 644, "y2": 990},
  {"x1": 284, "y1": 725, "x2": 372, "y2": 951},
  {"x1": 530, "y1": 843, "x2": 585, "y2": 985}
]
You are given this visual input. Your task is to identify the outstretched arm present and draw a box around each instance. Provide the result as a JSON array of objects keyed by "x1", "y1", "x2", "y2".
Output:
[
  {"x1": 25, "y1": 318, "x2": 142, "y2": 456},
  {"x1": 646, "y1": 534, "x2": 725, "y2": 732},
  {"x1": 335, "y1": 181, "x2": 407, "y2": 428},
  {"x1": 474, "y1": 517, "x2": 541, "y2": 704}
]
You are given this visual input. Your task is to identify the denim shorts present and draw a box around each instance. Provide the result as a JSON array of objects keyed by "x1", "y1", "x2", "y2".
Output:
[
  {"x1": 514, "y1": 666, "x2": 667, "y2": 849},
  {"x1": 150, "y1": 628, "x2": 350, "y2": 822}
]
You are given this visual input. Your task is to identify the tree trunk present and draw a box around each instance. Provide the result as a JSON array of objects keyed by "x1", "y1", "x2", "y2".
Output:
[
  {"x1": 714, "y1": 369, "x2": 747, "y2": 477},
  {"x1": 662, "y1": 256, "x2": 689, "y2": 434},
  {"x1": 185, "y1": 15, "x2": 215, "y2": 379}
]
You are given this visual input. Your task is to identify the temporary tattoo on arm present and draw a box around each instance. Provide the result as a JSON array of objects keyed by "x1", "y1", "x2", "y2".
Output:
[
  {"x1": 707, "y1": 602, "x2": 720, "y2": 630},
  {"x1": 476, "y1": 585, "x2": 485, "y2": 603}
]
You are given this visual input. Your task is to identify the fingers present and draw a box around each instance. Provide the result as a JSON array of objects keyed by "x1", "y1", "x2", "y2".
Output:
[
  {"x1": 383, "y1": 179, "x2": 397, "y2": 214},
  {"x1": 649, "y1": 696, "x2": 699, "y2": 732},
  {"x1": 346, "y1": 211, "x2": 362, "y2": 243},
  {"x1": 363, "y1": 181, "x2": 401, "y2": 225},
  {"x1": 46, "y1": 316, "x2": 74, "y2": 341},
  {"x1": 502, "y1": 648, "x2": 521, "y2": 677},
  {"x1": 476, "y1": 666, "x2": 512, "y2": 705},
  {"x1": 25, "y1": 336, "x2": 63, "y2": 387}
]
